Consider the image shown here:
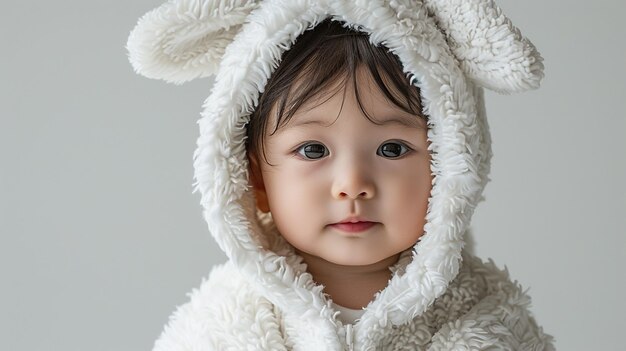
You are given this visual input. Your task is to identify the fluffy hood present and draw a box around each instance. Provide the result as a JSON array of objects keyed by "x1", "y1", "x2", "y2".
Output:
[{"x1": 127, "y1": 0, "x2": 543, "y2": 339}]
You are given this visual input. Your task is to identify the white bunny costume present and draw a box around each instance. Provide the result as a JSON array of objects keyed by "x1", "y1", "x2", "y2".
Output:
[{"x1": 126, "y1": 0, "x2": 554, "y2": 350}]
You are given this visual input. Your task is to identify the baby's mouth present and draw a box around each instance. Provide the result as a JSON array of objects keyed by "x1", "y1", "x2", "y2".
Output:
[{"x1": 329, "y1": 221, "x2": 377, "y2": 233}]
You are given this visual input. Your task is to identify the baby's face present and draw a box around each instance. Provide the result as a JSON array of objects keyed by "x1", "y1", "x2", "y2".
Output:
[{"x1": 249, "y1": 67, "x2": 433, "y2": 266}]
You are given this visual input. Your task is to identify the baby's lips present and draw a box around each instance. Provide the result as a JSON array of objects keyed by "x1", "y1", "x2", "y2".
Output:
[
  {"x1": 333, "y1": 215, "x2": 375, "y2": 225},
  {"x1": 329, "y1": 221, "x2": 378, "y2": 233}
]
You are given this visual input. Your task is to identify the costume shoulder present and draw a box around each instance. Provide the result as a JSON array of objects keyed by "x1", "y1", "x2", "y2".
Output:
[
  {"x1": 426, "y1": 254, "x2": 555, "y2": 350},
  {"x1": 152, "y1": 261, "x2": 287, "y2": 351}
]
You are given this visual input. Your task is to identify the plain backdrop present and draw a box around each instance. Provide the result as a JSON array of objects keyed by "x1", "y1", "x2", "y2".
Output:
[{"x1": 1, "y1": 1, "x2": 624, "y2": 350}]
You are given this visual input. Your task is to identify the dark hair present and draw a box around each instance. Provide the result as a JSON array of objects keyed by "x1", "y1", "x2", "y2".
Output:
[{"x1": 245, "y1": 18, "x2": 426, "y2": 165}]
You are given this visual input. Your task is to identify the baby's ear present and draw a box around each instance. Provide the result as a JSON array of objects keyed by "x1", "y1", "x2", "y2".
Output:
[
  {"x1": 247, "y1": 153, "x2": 270, "y2": 213},
  {"x1": 126, "y1": 0, "x2": 260, "y2": 85},
  {"x1": 423, "y1": 0, "x2": 544, "y2": 94}
]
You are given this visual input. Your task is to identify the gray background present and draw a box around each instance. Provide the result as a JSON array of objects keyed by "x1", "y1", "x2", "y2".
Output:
[{"x1": 1, "y1": 1, "x2": 624, "y2": 350}]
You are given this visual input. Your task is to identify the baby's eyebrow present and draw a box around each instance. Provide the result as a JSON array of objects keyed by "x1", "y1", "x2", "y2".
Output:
[
  {"x1": 373, "y1": 116, "x2": 426, "y2": 129},
  {"x1": 284, "y1": 115, "x2": 426, "y2": 130}
]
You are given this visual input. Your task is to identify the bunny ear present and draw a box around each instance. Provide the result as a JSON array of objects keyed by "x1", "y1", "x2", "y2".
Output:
[
  {"x1": 126, "y1": 0, "x2": 260, "y2": 85},
  {"x1": 423, "y1": 0, "x2": 544, "y2": 94}
]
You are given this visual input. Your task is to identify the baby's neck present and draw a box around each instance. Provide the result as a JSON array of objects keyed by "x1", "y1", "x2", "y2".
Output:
[{"x1": 297, "y1": 250, "x2": 400, "y2": 310}]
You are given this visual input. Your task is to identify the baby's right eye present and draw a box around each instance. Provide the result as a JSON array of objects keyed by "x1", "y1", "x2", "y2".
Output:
[{"x1": 296, "y1": 142, "x2": 328, "y2": 160}]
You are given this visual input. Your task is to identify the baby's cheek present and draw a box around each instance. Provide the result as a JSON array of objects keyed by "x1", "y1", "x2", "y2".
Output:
[
  {"x1": 383, "y1": 171, "x2": 430, "y2": 228},
  {"x1": 265, "y1": 172, "x2": 319, "y2": 222}
]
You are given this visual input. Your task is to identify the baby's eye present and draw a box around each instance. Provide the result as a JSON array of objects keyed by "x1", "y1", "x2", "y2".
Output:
[
  {"x1": 296, "y1": 142, "x2": 329, "y2": 160},
  {"x1": 377, "y1": 141, "x2": 411, "y2": 158}
]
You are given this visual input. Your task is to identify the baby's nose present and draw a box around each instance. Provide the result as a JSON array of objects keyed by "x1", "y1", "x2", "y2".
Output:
[{"x1": 331, "y1": 162, "x2": 375, "y2": 200}]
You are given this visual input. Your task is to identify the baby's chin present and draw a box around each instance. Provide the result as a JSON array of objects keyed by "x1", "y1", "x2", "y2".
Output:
[
  {"x1": 296, "y1": 248, "x2": 402, "y2": 269},
  {"x1": 329, "y1": 255, "x2": 401, "y2": 268}
]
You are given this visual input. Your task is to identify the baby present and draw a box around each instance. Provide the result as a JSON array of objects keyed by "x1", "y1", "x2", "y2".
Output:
[
  {"x1": 246, "y1": 19, "x2": 433, "y2": 312},
  {"x1": 127, "y1": 1, "x2": 554, "y2": 350}
]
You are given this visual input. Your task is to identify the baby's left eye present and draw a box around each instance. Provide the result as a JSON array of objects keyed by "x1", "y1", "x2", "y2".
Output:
[{"x1": 377, "y1": 141, "x2": 411, "y2": 158}]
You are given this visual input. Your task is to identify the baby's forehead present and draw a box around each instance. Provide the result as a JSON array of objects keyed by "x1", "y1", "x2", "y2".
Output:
[{"x1": 286, "y1": 80, "x2": 424, "y2": 127}]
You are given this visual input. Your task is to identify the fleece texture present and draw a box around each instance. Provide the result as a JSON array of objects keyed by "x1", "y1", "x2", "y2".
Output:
[{"x1": 126, "y1": 0, "x2": 553, "y2": 350}]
